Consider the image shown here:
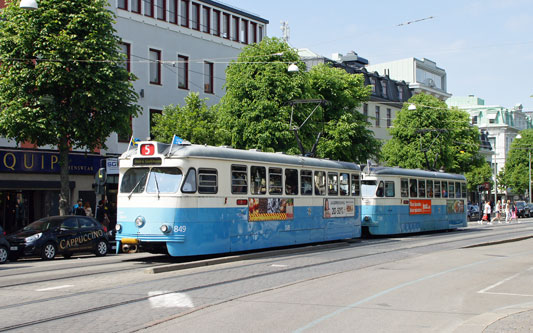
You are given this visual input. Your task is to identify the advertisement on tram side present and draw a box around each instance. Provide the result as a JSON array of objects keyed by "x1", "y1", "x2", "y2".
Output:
[
  {"x1": 248, "y1": 198, "x2": 294, "y2": 221},
  {"x1": 409, "y1": 199, "x2": 432, "y2": 215}
]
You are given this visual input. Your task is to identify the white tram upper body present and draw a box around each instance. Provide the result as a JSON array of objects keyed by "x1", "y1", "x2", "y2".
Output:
[
  {"x1": 360, "y1": 166, "x2": 467, "y2": 235},
  {"x1": 115, "y1": 141, "x2": 362, "y2": 256}
]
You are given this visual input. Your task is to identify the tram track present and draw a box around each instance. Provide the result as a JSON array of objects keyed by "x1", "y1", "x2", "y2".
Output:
[{"x1": 1, "y1": 225, "x2": 532, "y2": 331}]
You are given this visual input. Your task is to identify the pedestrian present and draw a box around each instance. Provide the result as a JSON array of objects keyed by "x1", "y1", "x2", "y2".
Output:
[
  {"x1": 74, "y1": 200, "x2": 86, "y2": 216},
  {"x1": 481, "y1": 200, "x2": 491, "y2": 224},
  {"x1": 84, "y1": 201, "x2": 93, "y2": 217},
  {"x1": 512, "y1": 203, "x2": 518, "y2": 222},
  {"x1": 505, "y1": 200, "x2": 511, "y2": 223},
  {"x1": 95, "y1": 200, "x2": 105, "y2": 224},
  {"x1": 491, "y1": 200, "x2": 501, "y2": 223},
  {"x1": 15, "y1": 197, "x2": 25, "y2": 229}
]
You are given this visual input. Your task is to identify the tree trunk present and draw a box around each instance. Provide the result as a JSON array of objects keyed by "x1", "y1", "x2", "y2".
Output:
[{"x1": 58, "y1": 136, "x2": 70, "y2": 216}]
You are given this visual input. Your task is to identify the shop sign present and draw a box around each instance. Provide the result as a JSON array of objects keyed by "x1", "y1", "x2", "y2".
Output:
[
  {"x1": 106, "y1": 158, "x2": 119, "y2": 175},
  {"x1": 0, "y1": 149, "x2": 104, "y2": 175}
]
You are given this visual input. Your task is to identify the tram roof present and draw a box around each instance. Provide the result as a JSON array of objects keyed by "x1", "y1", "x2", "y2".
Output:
[
  {"x1": 365, "y1": 166, "x2": 466, "y2": 181},
  {"x1": 123, "y1": 143, "x2": 360, "y2": 171}
]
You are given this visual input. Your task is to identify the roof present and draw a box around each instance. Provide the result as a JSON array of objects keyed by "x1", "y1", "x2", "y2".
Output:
[{"x1": 365, "y1": 166, "x2": 466, "y2": 181}]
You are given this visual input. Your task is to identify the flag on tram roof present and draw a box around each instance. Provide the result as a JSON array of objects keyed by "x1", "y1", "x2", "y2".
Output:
[{"x1": 172, "y1": 135, "x2": 184, "y2": 145}]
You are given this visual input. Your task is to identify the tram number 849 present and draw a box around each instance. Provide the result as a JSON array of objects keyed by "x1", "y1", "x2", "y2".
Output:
[{"x1": 173, "y1": 225, "x2": 187, "y2": 233}]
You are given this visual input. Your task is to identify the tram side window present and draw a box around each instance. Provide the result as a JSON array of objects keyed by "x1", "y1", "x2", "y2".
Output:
[
  {"x1": 328, "y1": 172, "x2": 338, "y2": 196},
  {"x1": 376, "y1": 181, "x2": 385, "y2": 197},
  {"x1": 340, "y1": 173, "x2": 349, "y2": 196},
  {"x1": 455, "y1": 182, "x2": 461, "y2": 198},
  {"x1": 269, "y1": 167, "x2": 283, "y2": 195},
  {"x1": 448, "y1": 182, "x2": 455, "y2": 198},
  {"x1": 461, "y1": 183, "x2": 467, "y2": 198},
  {"x1": 351, "y1": 174, "x2": 360, "y2": 196},
  {"x1": 427, "y1": 180, "x2": 434, "y2": 198},
  {"x1": 251, "y1": 166, "x2": 266, "y2": 195},
  {"x1": 385, "y1": 181, "x2": 395, "y2": 197},
  {"x1": 418, "y1": 179, "x2": 426, "y2": 198},
  {"x1": 409, "y1": 179, "x2": 418, "y2": 197},
  {"x1": 400, "y1": 178, "x2": 408, "y2": 198},
  {"x1": 182, "y1": 168, "x2": 197, "y2": 193},
  {"x1": 147, "y1": 167, "x2": 183, "y2": 193},
  {"x1": 301, "y1": 170, "x2": 313, "y2": 195},
  {"x1": 231, "y1": 165, "x2": 247, "y2": 194},
  {"x1": 314, "y1": 171, "x2": 326, "y2": 195},
  {"x1": 198, "y1": 168, "x2": 217, "y2": 194},
  {"x1": 442, "y1": 181, "x2": 448, "y2": 198},
  {"x1": 285, "y1": 169, "x2": 298, "y2": 195},
  {"x1": 120, "y1": 168, "x2": 149, "y2": 193},
  {"x1": 434, "y1": 181, "x2": 441, "y2": 198}
]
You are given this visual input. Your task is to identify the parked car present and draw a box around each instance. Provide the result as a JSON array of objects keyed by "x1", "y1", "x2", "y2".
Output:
[
  {"x1": 467, "y1": 204, "x2": 480, "y2": 221},
  {"x1": 515, "y1": 201, "x2": 527, "y2": 218},
  {"x1": 7, "y1": 215, "x2": 110, "y2": 261},
  {"x1": 0, "y1": 226, "x2": 10, "y2": 264},
  {"x1": 527, "y1": 203, "x2": 533, "y2": 218}
]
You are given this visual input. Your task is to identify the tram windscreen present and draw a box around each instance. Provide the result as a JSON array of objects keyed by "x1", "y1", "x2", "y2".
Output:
[
  {"x1": 147, "y1": 168, "x2": 183, "y2": 193},
  {"x1": 361, "y1": 180, "x2": 378, "y2": 197},
  {"x1": 120, "y1": 168, "x2": 149, "y2": 193}
]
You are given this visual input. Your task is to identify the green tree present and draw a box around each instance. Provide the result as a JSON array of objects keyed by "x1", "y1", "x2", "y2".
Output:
[
  {"x1": 151, "y1": 92, "x2": 224, "y2": 146},
  {"x1": 464, "y1": 162, "x2": 493, "y2": 192},
  {"x1": 0, "y1": 0, "x2": 140, "y2": 215},
  {"x1": 503, "y1": 129, "x2": 533, "y2": 195},
  {"x1": 308, "y1": 64, "x2": 379, "y2": 162},
  {"x1": 382, "y1": 93, "x2": 485, "y2": 174}
]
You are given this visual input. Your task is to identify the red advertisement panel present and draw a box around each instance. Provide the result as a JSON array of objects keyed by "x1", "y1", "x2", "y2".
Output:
[{"x1": 409, "y1": 199, "x2": 432, "y2": 215}]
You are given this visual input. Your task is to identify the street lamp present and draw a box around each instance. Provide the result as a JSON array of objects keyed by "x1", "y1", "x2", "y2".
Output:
[{"x1": 20, "y1": 0, "x2": 38, "y2": 9}]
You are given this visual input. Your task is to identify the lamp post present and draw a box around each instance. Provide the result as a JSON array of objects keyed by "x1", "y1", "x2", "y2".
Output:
[{"x1": 515, "y1": 134, "x2": 531, "y2": 203}]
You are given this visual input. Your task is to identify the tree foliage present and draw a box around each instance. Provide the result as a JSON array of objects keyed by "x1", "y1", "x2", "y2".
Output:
[
  {"x1": 503, "y1": 129, "x2": 533, "y2": 195},
  {"x1": 218, "y1": 37, "x2": 376, "y2": 162},
  {"x1": 382, "y1": 93, "x2": 486, "y2": 177},
  {"x1": 0, "y1": 0, "x2": 140, "y2": 214},
  {"x1": 151, "y1": 92, "x2": 224, "y2": 146}
]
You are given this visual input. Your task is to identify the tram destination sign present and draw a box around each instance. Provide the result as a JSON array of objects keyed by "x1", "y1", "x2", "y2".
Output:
[{"x1": 133, "y1": 157, "x2": 162, "y2": 166}]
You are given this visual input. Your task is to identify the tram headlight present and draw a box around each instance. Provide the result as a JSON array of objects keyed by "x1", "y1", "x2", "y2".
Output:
[
  {"x1": 115, "y1": 224, "x2": 122, "y2": 232},
  {"x1": 135, "y1": 216, "x2": 146, "y2": 228},
  {"x1": 160, "y1": 224, "x2": 171, "y2": 233},
  {"x1": 363, "y1": 216, "x2": 371, "y2": 222}
]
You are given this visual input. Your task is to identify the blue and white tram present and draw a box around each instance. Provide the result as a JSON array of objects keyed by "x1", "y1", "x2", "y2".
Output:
[
  {"x1": 115, "y1": 141, "x2": 362, "y2": 256},
  {"x1": 360, "y1": 167, "x2": 467, "y2": 235}
]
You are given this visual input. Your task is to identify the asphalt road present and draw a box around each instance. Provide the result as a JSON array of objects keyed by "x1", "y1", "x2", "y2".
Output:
[{"x1": 0, "y1": 220, "x2": 532, "y2": 332}]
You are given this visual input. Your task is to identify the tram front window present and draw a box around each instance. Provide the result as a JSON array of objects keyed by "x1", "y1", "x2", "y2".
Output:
[
  {"x1": 361, "y1": 180, "x2": 378, "y2": 197},
  {"x1": 120, "y1": 168, "x2": 149, "y2": 193},
  {"x1": 147, "y1": 168, "x2": 183, "y2": 193}
]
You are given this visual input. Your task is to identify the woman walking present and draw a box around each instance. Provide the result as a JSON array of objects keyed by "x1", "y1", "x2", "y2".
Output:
[
  {"x1": 505, "y1": 200, "x2": 511, "y2": 223},
  {"x1": 491, "y1": 200, "x2": 501, "y2": 223}
]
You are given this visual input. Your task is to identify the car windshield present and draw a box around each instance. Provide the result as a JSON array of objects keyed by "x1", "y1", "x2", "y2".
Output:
[
  {"x1": 516, "y1": 202, "x2": 525, "y2": 208},
  {"x1": 22, "y1": 219, "x2": 52, "y2": 232}
]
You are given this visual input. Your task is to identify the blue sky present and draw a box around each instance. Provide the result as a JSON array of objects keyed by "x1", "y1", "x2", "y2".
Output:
[{"x1": 224, "y1": 0, "x2": 533, "y2": 110}]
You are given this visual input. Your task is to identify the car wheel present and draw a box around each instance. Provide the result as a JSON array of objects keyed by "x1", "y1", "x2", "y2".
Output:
[
  {"x1": 95, "y1": 240, "x2": 108, "y2": 257},
  {"x1": 0, "y1": 246, "x2": 8, "y2": 264},
  {"x1": 41, "y1": 242, "x2": 57, "y2": 260}
]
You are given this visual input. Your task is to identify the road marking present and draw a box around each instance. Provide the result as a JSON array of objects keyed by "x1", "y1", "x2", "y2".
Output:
[
  {"x1": 36, "y1": 285, "x2": 74, "y2": 292},
  {"x1": 480, "y1": 291, "x2": 533, "y2": 297},
  {"x1": 271, "y1": 264, "x2": 288, "y2": 268},
  {"x1": 148, "y1": 291, "x2": 194, "y2": 308},
  {"x1": 478, "y1": 273, "x2": 521, "y2": 294}
]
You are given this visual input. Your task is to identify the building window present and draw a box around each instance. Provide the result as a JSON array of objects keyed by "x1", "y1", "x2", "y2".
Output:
[
  {"x1": 201, "y1": 6, "x2": 210, "y2": 33},
  {"x1": 149, "y1": 49, "x2": 161, "y2": 85},
  {"x1": 382, "y1": 80, "x2": 388, "y2": 98},
  {"x1": 250, "y1": 22, "x2": 257, "y2": 43},
  {"x1": 178, "y1": 55, "x2": 188, "y2": 89},
  {"x1": 118, "y1": 0, "x2": 128, "y2": 10},
  {"x1": 363, "y1": 103, "x2": 368, "y2": 118},
  {"x1": 472, "y1": 115, "x2": 478, "y2": 125},
  {"x1": 222, "y1": 13, "x2": 230, "y2": 39},
  {"x1": 144, "y1": 0, "x2": 154, "y2": 17},
  {"x1": 204, "y1": 61, "x2": 213, "y2": 94},
  {"x1": 387, "y1": 108, "x2": 391, "y2": 128},
  {"x1": 240, "y1": 19, "x2": 248, "y2": 44},
  {"x1": 375, "y1": 106, "x2": 380, "y2": 127},
  {"x1": 212, "y1": 10, "x2": 220, "y2": 36},
  {"x1": 180, "y1": 0, "x2": 189, "y2": 27},
  {"x1": 398, "y1": 86, "x2": 403, "y2": 100},
  {"x1": 149, "y1": 109, "x2": 162, "y2": 139},
  {"x1": 118, "y1": 42, "x2": 131, "y2": 72},
  {"x1": 258, "y1": 25, "x2": 263, "y2": 41},
  {"x1": 156, "y1": 0, "x2": 165, "y2": 20},
  {"x1": 169, "y1": 0, "x2": 177, "y2": 23},
  {"x1": 231, "y1": 16, "x2": 239, "y2": 41},
  {"x1": 191, "y1": 3, "x2": 200, "y2": 30},
  {"x1": 369, "y1": 77, "x2": 376, "y2": 93},
  {"x1": 131, "y1": 0, "x2": 141, "y2": 13}
]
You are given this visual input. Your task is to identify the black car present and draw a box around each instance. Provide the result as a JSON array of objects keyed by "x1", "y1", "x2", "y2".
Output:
[
  {"x1": 527, "y1": 203, "x2": 533, "y2": 218},
  {"x1": 467, "y1": 204, "x2": 480, "y2": 221},
  {"x1": 515, "y1": 201, "x2": 527, "y2": 218},
  {"x1": 0, "y1": 226, "x2": 9, "y2": 264},
  {"x1": 7, "y1": 215, "x2": 109, "y2": 261}
]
